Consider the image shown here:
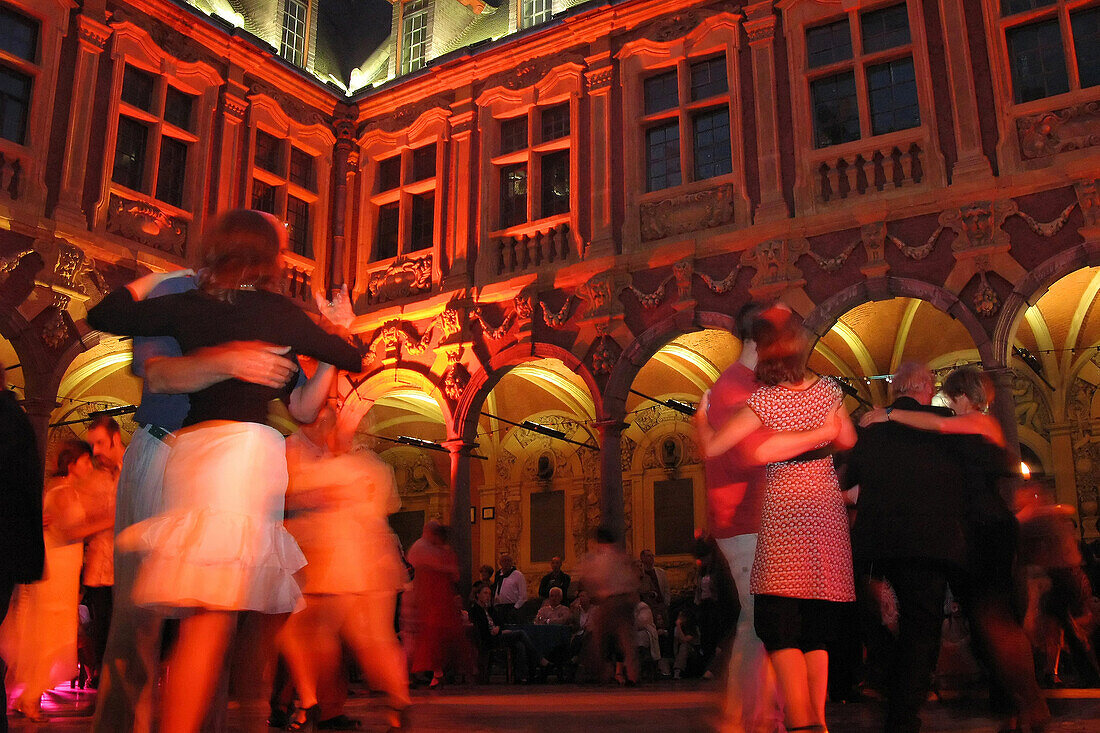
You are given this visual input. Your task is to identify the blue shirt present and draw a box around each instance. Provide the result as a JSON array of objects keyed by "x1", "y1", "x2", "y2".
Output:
[{"x1": 131, "y1": 275, "x2": 195, "y2": 431}]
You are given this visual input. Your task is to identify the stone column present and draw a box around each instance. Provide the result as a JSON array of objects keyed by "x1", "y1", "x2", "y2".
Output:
[
  {"x1": 21, "y1": 395, "x2": 56, "y2": 471},
  {"x1": 329, "y1": 109, "x2": 357, "y2": 292},
  {"x1": 595, "y1": 418, "x2": 628, "y2": 543},
  {"x1": 1047, "y1": 426, "x2": 1079, "y2": 513},
  {"x1": 988, "y1": 366, "x2": 1021, "y2": 463},
  {"x1": 52, "y1": 14, "x2": 111, "y2": 228},
  {"x1": 445, "y1": 438, "x2": 476, "y2": 595},
  {"x1": 744, "y1": 2, "x2": 788, "y2": 222},
  {"x1": 585, "y1": 43, "x2": 615, "y2": 254},
  {"x1": 444, "y1": 91, "x2": 476, "y2": 290},
  {"x1": 936, "y1": 0, "x2": 994, "y2": 182}
]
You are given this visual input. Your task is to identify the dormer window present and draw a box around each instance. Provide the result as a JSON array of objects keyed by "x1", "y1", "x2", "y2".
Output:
[
  {"x1": 521, "y1": 0, "x2": 553, "y2": 29},
  {"x1": 401, "y1": 0, "x2": 430, "y2": 74},
  {"x1": 280, "y1": 0, "x2": 309, "y2": 67}
]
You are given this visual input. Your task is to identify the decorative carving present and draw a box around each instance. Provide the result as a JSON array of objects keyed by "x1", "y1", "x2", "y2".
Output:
[
  {"x1": 54, "y1": 244, "x2": 95, "y2": 294},
  {"x1": 495, "y1": 488, "x2": 521, "y2": 560},
  {"x1": 1076, "y1": 178, "x2": 1100, "y2": 228},
  {"x1": 888, "y1": 225, "x2": 943, "y2": 260},
  {"x1": 741, "y1": 238, "x2": 809, "y2": 290},
  {"x1": 973, "y1": 271, "x2": 1000, "y2": 317},
  {"x1": 1012, "y1": 373, "x2": 1050, "y2": 435},
  {"x1": 1016, "y1": 101, "x2": 1100, "y2": 160},
  {"x1": 1014, "y1": 200, "x2": 1078, "y2": 237},
  {"x1": 639, "y1": 184, "x2": 736, "y2": 242},
  {"x1": 513, "y1": 290, "x2": 536, "y2": 321},
  {"x1": 109, "y1": 11, "x2": 218, "y2": 67},
  {"x1": 366, "y1": 320, "x2": 433, "y2": 360},
  {"x1": 0, "y1": 151, "x2": 24, "y2": 200},
  {"x1": 860, "y1": 222, "x2": 888, "y2": 271},
  {"x1": 362, "y1": 92, "x2": 454, "y2": 134},
  {"x1": 638, "y1": 8, "x2": 718, "y2": 43},
  {"x1": 496, "y1": 448, "x2": 517, "y2": 482},
  {"x1": 540, "y1": 295, "x2": 575, "y2": 329},
  {"x1": 808, "y1": 238, "x2": 859, "y2": 272},
  {"x1": 222, "y1": 92, "x2": 248, "y2": 124},
  {"x1": 40, "y1": 294, "x2": 72, "y2": 350},
  {"x1": 247, "y1": 80, "x2": 327, "y2": 127},
  {"x1": 483, "y1": 54, "x2": 584, "y2": 92},
  {"x1": 585, "y1": 66, "x2": 613, "y2": 91},
  {"x1": 77, "y1": 17, "x2": 112, "y2": 50},
  {"x1": 496, "y1": 223, "x2": 572, "y2": 275},
  {"x1": 433, "y1": 305, "x2": 464, "y2": 339},
  {"x1": 941, "y1": 200, "x2": 1016, "y2": 253},
  {"x1": 744, "y1": 16, "x2": 777, "y2": 44},
  {"x1": 442, "y1": 351, "x2": 470, "y2": 401},
  {"x1": 627, "y1": 275, "x2": 669, "y2": 309},
  {"x1": 470, "y1": 307, "x2": 515, "y2": 340},
  {"x1": 366, "y1": 255, "x2": 432, "y2": 304},
  {"x1": 590, "y1": 333, "x2": 617, "y2": 375},
  {"x1": 106, "y1": 194, "x2": 187, "y2": 257},
  {"x1": 0, "y1": 248, "x2": 34, "y2": 277},
  {"x1": 577, "y1": 272, "x2": 623, "y2": 320},
  {"x1": 697, "y1": 263, "x2": 741, "y2": 294}
]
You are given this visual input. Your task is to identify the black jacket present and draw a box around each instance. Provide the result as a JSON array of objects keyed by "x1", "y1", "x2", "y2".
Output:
[
  {"x1": 0, "y1": 390, "x2": 44, "y2": 584},
  {"x1": 846, "y1": 397, "x2": 971, "y2": 569},
  {"x1": 468, "y1": 602, "x2": 501, "y2": 650}
]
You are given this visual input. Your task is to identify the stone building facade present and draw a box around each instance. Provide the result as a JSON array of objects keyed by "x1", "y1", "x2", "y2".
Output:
[{"x1": 1, "y1": 0, "x2": 1099, "y2": 590}]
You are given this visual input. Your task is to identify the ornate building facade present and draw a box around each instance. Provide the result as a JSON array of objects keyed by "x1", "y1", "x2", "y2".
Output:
[{"x1": 2, "y1": 0, "x2": 1099, "y2": 588}]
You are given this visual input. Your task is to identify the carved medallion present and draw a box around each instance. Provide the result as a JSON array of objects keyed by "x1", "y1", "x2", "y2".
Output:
[
  {"x1": 106, "y1": 194, "x2": 187, "y2": 257},
  {"x1": 640, "y1": 184, "x2": 736, "y2": 241},
  {"x1": 366, "y1": 255, "x2": 433, "y2": 305}
]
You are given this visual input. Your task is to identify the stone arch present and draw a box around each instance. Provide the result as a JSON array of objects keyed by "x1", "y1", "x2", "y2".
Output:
[
  {"x1": 0, "y1": 304, "x2": 54, "y2": 402},
  {"x1": 454, "y1": 341, "x2": 600, "y2": 445},
  {"x1": 604, "y1": 308, "x2": 737, "y2": 422},
  {"x1": 993, "y1": 241, "x2": 1100, "y2": 368},
  {"x1": 339, "y1": 364, "x2": 452, "y2": 441},
  {"x1": 804, "y1": 277, "x2": 997, "y2": 367}
]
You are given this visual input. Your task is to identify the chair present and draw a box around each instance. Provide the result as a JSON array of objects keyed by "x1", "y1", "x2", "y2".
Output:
[{"x1": 483, "y1": 645, "x2": 513, "y2": 684}]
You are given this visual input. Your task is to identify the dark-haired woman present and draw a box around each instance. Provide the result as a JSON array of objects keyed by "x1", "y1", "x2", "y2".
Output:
[
  {"x1": 862, "y1": 367, "x2": 1049, "y2": 731},
  {"x1": 697, "y1": 305, "x2": 856, "y2": 732},
  {"x1": 0, "y1": 441, "x2": 114, "y2": 720},
  {"x1": 87, "y1": 209, "x2": 361, "y2": 733}
]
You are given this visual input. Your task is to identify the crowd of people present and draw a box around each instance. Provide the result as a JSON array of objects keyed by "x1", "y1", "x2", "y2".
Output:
[{"x1": 1, "y1": 208, "x2": 1098, "y2": 733}]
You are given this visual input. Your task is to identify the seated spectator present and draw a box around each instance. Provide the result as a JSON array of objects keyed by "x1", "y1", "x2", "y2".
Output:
[
  {"x1": 535, "y1": 587, "x2": 573, "y2": 626},
  {"x1": 468, "y1": 585, "x2": 548, "y2": 684},
  {"x1": 635, "y1": 598, "x2": 661, "y2": 673},
  {"x1": 539, "y1": 556, "x2": 571, "y2": 600},
  {"x1": 672, "y1": 610, "x2": 701, "y2": 679}
]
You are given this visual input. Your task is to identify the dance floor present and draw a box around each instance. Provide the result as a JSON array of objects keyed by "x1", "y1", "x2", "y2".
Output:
[{"x1": 7, "y1": 681, "x2": 1100, "y2": 731}]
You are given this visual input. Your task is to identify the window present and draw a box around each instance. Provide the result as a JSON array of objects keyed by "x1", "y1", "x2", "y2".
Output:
[
  {"x1": 805, "y1": 3, "x2": 920, "y2": 148},
  {"x1": 491, "y1": 104, "x2": 573, "y2": 229},
  {"x1": 249, "y1": 129, "x2": 320, "y2": 258},
  {"x1": 0, "y1": 5, "x2": 38, "y2": 145},
  {"x1": 280, "y1": 0, "x2": 309, "y2": 67},
  {"x1": 401, "y1": 0, "x2": 429, "y2": 74},
  {"x1": 529, "y1": 491, "x2": 565, "y2": 563},
  {"x1": 521, "y1": 0, "x2": 553, "y2": 29},
  {"x1": 640, "y1": 55, "x2": 732, "y2": 192},
  {"x1": 111, "y1": 64, "x2": 198, "y2": 209},
  {"x1": 653, "y1": 478, "x2": 694, "y2": 556},
  {"x1": 1000, "y1": 1, "x2": 1100, "y2": 103},
  {"x1": 369, "y1": 141, "x2": 439, "y2": 260}
]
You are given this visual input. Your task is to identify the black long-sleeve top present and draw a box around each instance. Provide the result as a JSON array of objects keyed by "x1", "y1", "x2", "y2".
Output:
[{"x1": 87, "y1": 287, "x2": 361, "y2": 427}]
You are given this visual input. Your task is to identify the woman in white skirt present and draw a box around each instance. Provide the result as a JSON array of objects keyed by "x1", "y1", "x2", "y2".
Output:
[{"x1": 87, "y1": 210, "x2": 362, "y2": 733}]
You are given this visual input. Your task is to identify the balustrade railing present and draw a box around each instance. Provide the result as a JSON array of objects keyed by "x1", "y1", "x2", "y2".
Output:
[
  {"x1": 810, "y1": 135, "x2": 927, "y2": 205},
  {"x1": 495, "y1": 221, "x2": 572, "y2": 276},
  {"x1": 0, "y1": 151, "x2": 24, "y2": 201}
]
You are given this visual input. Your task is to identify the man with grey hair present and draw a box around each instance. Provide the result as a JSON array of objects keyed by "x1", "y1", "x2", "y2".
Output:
[{"x1": 845, "y1": 362, "x2": 970, "y2": 733}]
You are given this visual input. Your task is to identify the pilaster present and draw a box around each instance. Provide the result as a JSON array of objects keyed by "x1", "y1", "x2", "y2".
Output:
[
  {"x1": 936, "y1": 0, "x2": 994, "y2": 183},
  {"x1": 744, "y1": 2, "x2": 788, "y2": 222},
  {"x1": 585, "y1": 45, "x2": 616, "y2": 254}
]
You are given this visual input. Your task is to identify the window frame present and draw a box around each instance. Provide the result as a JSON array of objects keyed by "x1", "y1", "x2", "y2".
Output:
[
  {"x1": 400, "y1": 0, "x2": 430, "y2": 75},
  {"x1": 279, "y1": 0, "x2": 311, "y2": 68},
  {"x1": 993, "y1": 0, "x2": 1098, "y2": 105},
  {"x1": 519, "y1": 0, "x2": 554, "y2": 30}
]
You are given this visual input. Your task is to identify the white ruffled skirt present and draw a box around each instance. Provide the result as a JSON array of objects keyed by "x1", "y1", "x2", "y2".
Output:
[{"x1": 123, "y1": 422, "x2": 305, "y2": 614}]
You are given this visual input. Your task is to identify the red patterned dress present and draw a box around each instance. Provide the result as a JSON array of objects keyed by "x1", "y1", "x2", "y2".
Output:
[{"x1": 747, "y1": 378, "x2": 855, "y2": 603}]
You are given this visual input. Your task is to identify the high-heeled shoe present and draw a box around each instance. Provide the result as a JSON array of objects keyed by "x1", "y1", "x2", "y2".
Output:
[{"x1": 287, "y1": 703, "x2": 322, "y2": 733}]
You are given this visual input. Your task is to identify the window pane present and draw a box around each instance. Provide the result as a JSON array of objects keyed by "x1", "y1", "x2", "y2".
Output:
[
  {"x1": 693, "y1": 107, "x2": 732, "y2": 180},
  {"x1": 521, "y1": 0, "x2": 553, "y2": 29},
  {"x1": 499, "y1": 163, "x2": 528, "y2": 228},
  {"x1": 289, "y1": 147, "x2": 315, "y2": 191},
  {"x1": 653, "y1": 478, "x2": 694, "y2": 556},
  {"x1": 286, "y1": 195, "x2": 312, "y2": 258},
  {"x1": 155, "y1": 137, "x2": 188, "y2": 208},
  {"x1": 410, "y1": 193, "x2": 434, "y2": 250},
  {"x1": 810, "y1": 71, "x2": 860, "y2": 148},
  {"x1": 401, "y1": 0, "x2": 429, "y2": 74},
  {"x1": 280, "y1": 0, "x2": 308, "y2": 67},
  {"x1": 1001, "y1": 0, "x2": 1057, "y2": 17},
  {"x1": 0, "y1": 6, "x2": 38, "y2": 62},
  {"x1": 644, "y1": 70, "x2": 679, "y2": 115},
  {"x1": 251, "y1": 179, "x2": 276, "y2": 213},
  {"x1": 378, "y1": 156, "x2": 401, "y2": 191},
  {"x1": 254, "y1": 130, "x2": 283, "y2": 174},
  {"x1": 646, "y1": 121, "x2": 681, "y2": 192},
  {"x1": 1073, "y1": 6, "x2": 1100, "y2": 89},
  {"x1": 541, "y1": 103, "x2": 570, "y2": 142},
  {"x1": 411, "y1": 144, "x2": 436, "y2": 182},
  {"x1": 867, "y1": 56, "x2": 921, "y2": 136},
  {"x1": 376, "y1": 202, "x2": 400, "y2": 260},
  {"x1": 164, "y1": 87, "x2": 194, "y2": 131},
  {"x1": 806, "y1": 18, "x2": 853, "y2": 69},
  {"x1": 1007, "y1": 19, "x2": 1070, "y2": 102},
  {"x1": 121, "y1": 65, "x2": 156, "y2": 112},
  {"x1": 540, "y1": 149, "x2": 570, "y2": 217},
  {"x1": 112, "y1": 116, "x2": 148, "y2": 191},
  {"x1": 500, "y1": 116, "x2": 528, "y2": 154},
  {"x1": 529, "y1": 491, "x2": 565, "y2": 564},
  {"x1": 0, "y1": 66, "x2": 32, "y2": 144},
  {"x1": 690, "y1": 55, "x2": 728, "y2": 101},
  {"x1": 861, "y1": 4, "x2": 911, "y2": 54}
]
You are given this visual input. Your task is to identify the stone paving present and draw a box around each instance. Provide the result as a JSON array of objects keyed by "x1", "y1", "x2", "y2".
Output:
[{"x1": 8, "y1": 682, "x2": 1100, "y2": 732}]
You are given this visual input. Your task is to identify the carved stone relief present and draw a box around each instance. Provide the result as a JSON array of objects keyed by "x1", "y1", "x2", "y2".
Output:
[
  {"x1": 639, "y1": 183, "x2": 736, "y2": 242},
  {"x1": 366, "y1": 255, "x2": 433, "y2": 304},
  {"x1": 106, "y1": 194, "x2": 187, "y2": 257},
  {"x1": 442, "y1": 351, "x2": 470, "y2": 401},
  {"x1": 741, "y1": 237, "x2": 809, "y2": 291},
  {"x1": 1016, "y1": 101, "x2": 1100, "y2": 160}
]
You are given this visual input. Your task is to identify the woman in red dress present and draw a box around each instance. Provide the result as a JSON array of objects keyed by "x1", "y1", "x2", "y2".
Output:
[{"x1": 402, "y1": 521, "x2": 468, "y2": 687}]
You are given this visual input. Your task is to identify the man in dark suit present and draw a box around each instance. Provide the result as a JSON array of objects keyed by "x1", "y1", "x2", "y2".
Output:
[
  {"x1": 845, "y1": 362, "x2": 968, "y2": 733},
  {"x1": 0, "y1": 363, "x2": 45, "y2": 733}
]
